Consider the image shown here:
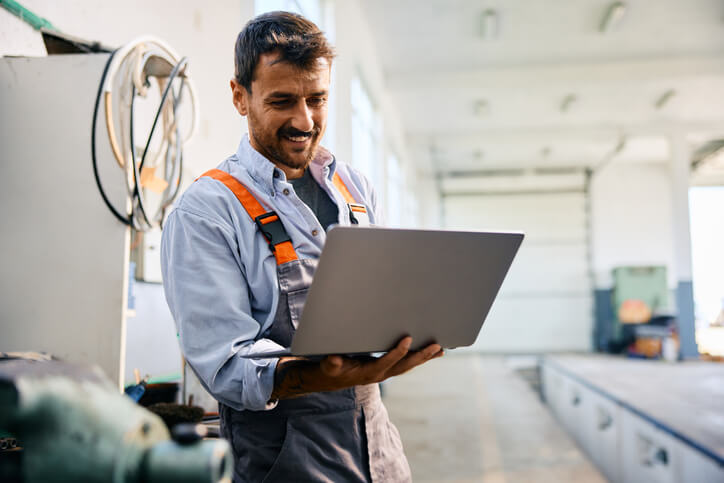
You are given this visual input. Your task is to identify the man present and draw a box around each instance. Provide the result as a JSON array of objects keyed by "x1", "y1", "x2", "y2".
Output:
[{"x1": 161, "y1": 11, "x2": 443, "y2": 483}]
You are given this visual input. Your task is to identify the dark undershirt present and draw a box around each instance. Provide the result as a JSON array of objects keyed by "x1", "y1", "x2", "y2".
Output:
[{"x1": 289, "y1": 169, "x2": 339, "y2": 231}]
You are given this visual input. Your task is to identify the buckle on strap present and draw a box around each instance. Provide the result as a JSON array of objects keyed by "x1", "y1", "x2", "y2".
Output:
[
  {"x1": 254, "y1": 212, "x2": 292, "y2": 252},
  {"x1": 348, "y1": 203, "x2": 368, "y2": 225}
]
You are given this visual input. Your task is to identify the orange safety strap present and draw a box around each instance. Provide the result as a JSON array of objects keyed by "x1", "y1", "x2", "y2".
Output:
[
  {"x1": 333, "y1": 171, "x2": 368, "y2": 217},
  {"x1": 332, "y1": 172, "x2": 357, "y2": 204},
  {"x1": 197, "y1": 169, "x2": 298, "y2": 265}
]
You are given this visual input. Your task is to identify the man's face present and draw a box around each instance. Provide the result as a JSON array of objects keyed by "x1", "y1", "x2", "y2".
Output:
[{"x1": 231, "y1": 52, "x2": 330, "y2": 176}]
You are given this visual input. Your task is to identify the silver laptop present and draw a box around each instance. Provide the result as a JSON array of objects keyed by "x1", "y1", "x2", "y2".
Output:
[{"x1": 242, "y1": 226, "x2": 523, "y2": 358}]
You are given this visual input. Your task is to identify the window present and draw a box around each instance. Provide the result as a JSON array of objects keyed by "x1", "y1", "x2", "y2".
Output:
[
  {"x1": 690, "y1": 186, "x2": 724, "y2": 356},
  {"x1": 386, "y1": 152, "x2": 403, "y2": 226},
  {"x1": 404, "y1": 190, "x2": 419, "y2": 228},
  {"x1": 351, "y1": 76, "x2": 382, "y2": 189}
]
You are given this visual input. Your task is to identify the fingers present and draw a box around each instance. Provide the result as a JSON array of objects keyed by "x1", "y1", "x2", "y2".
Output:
[
  {"x1": 387, "y1": 343, "x2": 442, "y2": 377},
  {"x1": 417, "y1": 343, "x2": 443, "y2": 362},
  {"x1": 372, "y1": 336, "x2": 412, "y2": 373},
  {"x1": 318, "y1": 339, "x2": 444, "y2": 386}
]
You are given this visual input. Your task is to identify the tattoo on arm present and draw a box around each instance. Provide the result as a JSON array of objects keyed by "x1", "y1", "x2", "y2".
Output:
[{"x1": 270, "y1": 359, "x2": 320, "y2": 400}]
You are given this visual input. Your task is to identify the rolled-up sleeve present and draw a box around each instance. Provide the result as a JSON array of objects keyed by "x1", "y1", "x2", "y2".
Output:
[{"x1": 161, "y1": 206, "x2": 281, "y2": 411}]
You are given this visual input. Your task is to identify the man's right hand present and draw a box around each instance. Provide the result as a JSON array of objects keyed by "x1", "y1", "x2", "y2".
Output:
[{"x1": 269, "y1": 336, "x2": 443, "y2": 401}]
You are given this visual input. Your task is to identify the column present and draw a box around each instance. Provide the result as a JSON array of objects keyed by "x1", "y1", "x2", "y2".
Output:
[{"x1": 669, "y1": 132, "x2": 699, "y2": 359}]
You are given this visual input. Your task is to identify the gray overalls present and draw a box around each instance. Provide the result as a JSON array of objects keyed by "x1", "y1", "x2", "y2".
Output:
[{"x1": 200, "y1": 169, "x2": 412, "y2": 483}]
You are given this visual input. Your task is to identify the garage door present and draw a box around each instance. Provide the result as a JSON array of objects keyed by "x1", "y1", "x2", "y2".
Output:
[{"x1": 444, "y1": 192, "x2": 593, "y2": 352}]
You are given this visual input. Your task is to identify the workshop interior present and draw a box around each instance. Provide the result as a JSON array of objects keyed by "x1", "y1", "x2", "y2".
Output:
[{"x1": 2, "y1": 0, "x2": 724, "y2": 482}]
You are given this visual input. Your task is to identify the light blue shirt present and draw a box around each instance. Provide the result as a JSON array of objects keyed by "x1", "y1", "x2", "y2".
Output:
[{"x1": 161, "y1": 135, "x2": 380, "y2": 411}]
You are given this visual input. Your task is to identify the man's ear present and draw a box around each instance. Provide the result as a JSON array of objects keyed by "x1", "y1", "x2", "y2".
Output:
[{"x1": 230, "y1": 79, "x2": 248, "y2": 116}]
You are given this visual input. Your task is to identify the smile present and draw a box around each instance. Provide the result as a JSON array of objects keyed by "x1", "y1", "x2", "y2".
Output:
[{"x1": 283, "y1": 135, "x2": 311, "y2": 143}]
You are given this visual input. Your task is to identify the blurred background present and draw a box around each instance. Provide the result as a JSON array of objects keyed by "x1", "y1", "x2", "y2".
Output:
[{"x1": 2, "y1": 1, "x2": 724, "y2": 482}]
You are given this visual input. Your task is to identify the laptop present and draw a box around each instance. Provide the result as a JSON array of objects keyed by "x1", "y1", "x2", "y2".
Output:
[{"x1": 241, "y1": 226, "x2": 523, "y2": 358}]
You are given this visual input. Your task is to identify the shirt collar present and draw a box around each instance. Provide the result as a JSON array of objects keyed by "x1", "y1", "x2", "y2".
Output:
[{"x1": 235, "y1": 134, "x2": 338, "y2": 191}]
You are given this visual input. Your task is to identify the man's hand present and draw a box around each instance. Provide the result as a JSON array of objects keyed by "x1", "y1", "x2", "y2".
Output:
[{"x1": 270, "y1": 337, "x2": 443, "y2": 400}]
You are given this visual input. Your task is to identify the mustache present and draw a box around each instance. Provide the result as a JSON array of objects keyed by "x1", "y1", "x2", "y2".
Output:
[{"x1": 278, "y1": 126, "x2": 320, "y2": 139}]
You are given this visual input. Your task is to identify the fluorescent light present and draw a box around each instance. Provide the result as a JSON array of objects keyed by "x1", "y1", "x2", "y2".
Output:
[
  {"x1": 600, "y1": 2, "x2": 627, "y2": 33},
  {"x1": 473, "y1": 99, "x2": 490, "y2": 116},
  {"x1": 655, "y1": 89, "x2": 677, "y2": 110},
  {"x1": 479, "y1": 9, "x2": 498, "y2": 40},
  {"x1": 560, "y1": 94, "x2": 577, "y2": 113},
  {"x1": 613, "y1": 135, "x2": 627, "y2": 155}
]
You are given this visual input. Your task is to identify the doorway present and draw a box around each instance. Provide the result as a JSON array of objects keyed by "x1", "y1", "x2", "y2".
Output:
[{"x1": 689, "y1": 186, "x2": 724, "y2": 357}]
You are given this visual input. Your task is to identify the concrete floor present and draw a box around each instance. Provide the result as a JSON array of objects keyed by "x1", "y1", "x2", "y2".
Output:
[{"x1": 383, "y1": 354, "x2": 606, "y2": 483}]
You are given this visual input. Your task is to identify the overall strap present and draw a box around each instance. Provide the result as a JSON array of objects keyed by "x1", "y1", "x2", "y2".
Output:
[
  {"x1": 332, "y1": 172, "x2": 370, "y2": 226},
  {"x1": 198, "y1": 169, "x2": 298, "y2": 265}
]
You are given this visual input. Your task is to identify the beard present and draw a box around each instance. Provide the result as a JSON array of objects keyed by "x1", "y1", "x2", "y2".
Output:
[{"x1": 248, "y1": 111, "x2": 322, "y2": 171}]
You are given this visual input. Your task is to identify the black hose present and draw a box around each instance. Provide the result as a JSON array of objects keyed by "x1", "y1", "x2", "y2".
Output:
[
  {"x1": 129, "y1": 82, "x2": 151, "y2": 228},
  {"x1": 92, "y1": 51, "x2": 189, "y2": 229},
  {"x1": 91, "y1": 49, "x2": 132, "y2": 226},
  {"x1": 132, "y1": 57, "x2": 188, "y2": 228},
  {"x1": 139, "y1": 57, "x2": 187, "y2": 171}
]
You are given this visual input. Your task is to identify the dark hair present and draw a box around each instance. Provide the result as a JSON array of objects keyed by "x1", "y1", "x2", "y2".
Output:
[{"x1": 234, "y1": 11, "x2": 335, "y2": 92}]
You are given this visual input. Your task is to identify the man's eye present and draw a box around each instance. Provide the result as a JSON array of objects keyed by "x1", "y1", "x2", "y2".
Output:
[
  {"x1": 270, "y1": 100, "x2": 292, "y2": 107},
  {"x1": 307, "y1": 97, "x2": 326, "y2": 107}
]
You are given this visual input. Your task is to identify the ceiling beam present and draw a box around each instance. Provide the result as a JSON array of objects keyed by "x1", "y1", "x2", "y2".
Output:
[
  {"x1": 387, "y1": 55, "x2": 724, "y2": 91},
  {"x1": 440, "y1": 171, "x2": 587, "y2": 193},
  {"x1": 405, "y1": 121, "x2": 724, "y2": 141}
]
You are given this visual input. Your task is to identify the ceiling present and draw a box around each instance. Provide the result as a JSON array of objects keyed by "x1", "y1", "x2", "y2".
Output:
[{"x1": 363, "y1": 0, "x2": 724, "y2": 186}]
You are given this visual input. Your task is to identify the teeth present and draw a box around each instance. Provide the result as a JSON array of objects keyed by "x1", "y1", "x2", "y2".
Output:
[{"x1": 286, "y1": 135, "x2": 309, "y2": 142}]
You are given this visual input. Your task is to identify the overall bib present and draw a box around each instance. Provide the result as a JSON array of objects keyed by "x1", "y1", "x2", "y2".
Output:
[{"x1": 199, "y1": 169, "x2": 411, "y2": 483}]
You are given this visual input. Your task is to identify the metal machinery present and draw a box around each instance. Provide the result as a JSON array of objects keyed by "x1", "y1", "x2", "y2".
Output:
[{"x1": 0, "y1": 354, "x2": 232, "y2": 483}]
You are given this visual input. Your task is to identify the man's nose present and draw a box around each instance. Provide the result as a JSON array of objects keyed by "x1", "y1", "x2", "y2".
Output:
[{"x1": 290, "y1": 100, "x2": 314, "y2": 132}]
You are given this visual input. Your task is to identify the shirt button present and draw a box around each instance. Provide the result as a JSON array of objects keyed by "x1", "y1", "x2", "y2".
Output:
[
  {"x1": 283, "y1": 188, "x2": 290, "y2": 195},
  {"x1": 312, "y1": 229, "x2": 319, "y2": 236}
]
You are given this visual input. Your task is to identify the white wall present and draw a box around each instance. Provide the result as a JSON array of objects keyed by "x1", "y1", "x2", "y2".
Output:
[
  {"x1": 590, "y1": 162, "x2": 676, "y2": 289},
  {"x1": 416, "y1": 176, "x2": 443, "y2": 228},
  {"x1": 125, "y1": 282, "x2": 182, "y2": 385}
]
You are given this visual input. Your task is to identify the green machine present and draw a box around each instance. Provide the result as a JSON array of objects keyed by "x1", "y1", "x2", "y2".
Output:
[
  {"x1": 0, "y1": 354, "x2": 232, "y2": 483},
  {"x1": 611, "y1": 265, "x2": 670, "y2": 341}
]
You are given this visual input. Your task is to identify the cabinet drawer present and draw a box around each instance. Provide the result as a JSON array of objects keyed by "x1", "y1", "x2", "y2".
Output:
[
  {"x1": 584, "y1": 389, "x2": 622, "y2": 482},
  {"x1": 621, "y1": 410, "x2": 681, "y2": 483},
  {"x1": 560, "y1": 377, "x2": 588, "y2": 445}
]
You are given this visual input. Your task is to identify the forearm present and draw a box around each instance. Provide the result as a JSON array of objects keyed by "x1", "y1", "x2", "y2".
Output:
[
  {"x1": 270, "y1": 358, "x2": 334, "y2": 400},
  {"x1": 269, "y1": 339, "x2": 444, "y2": 401}
]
